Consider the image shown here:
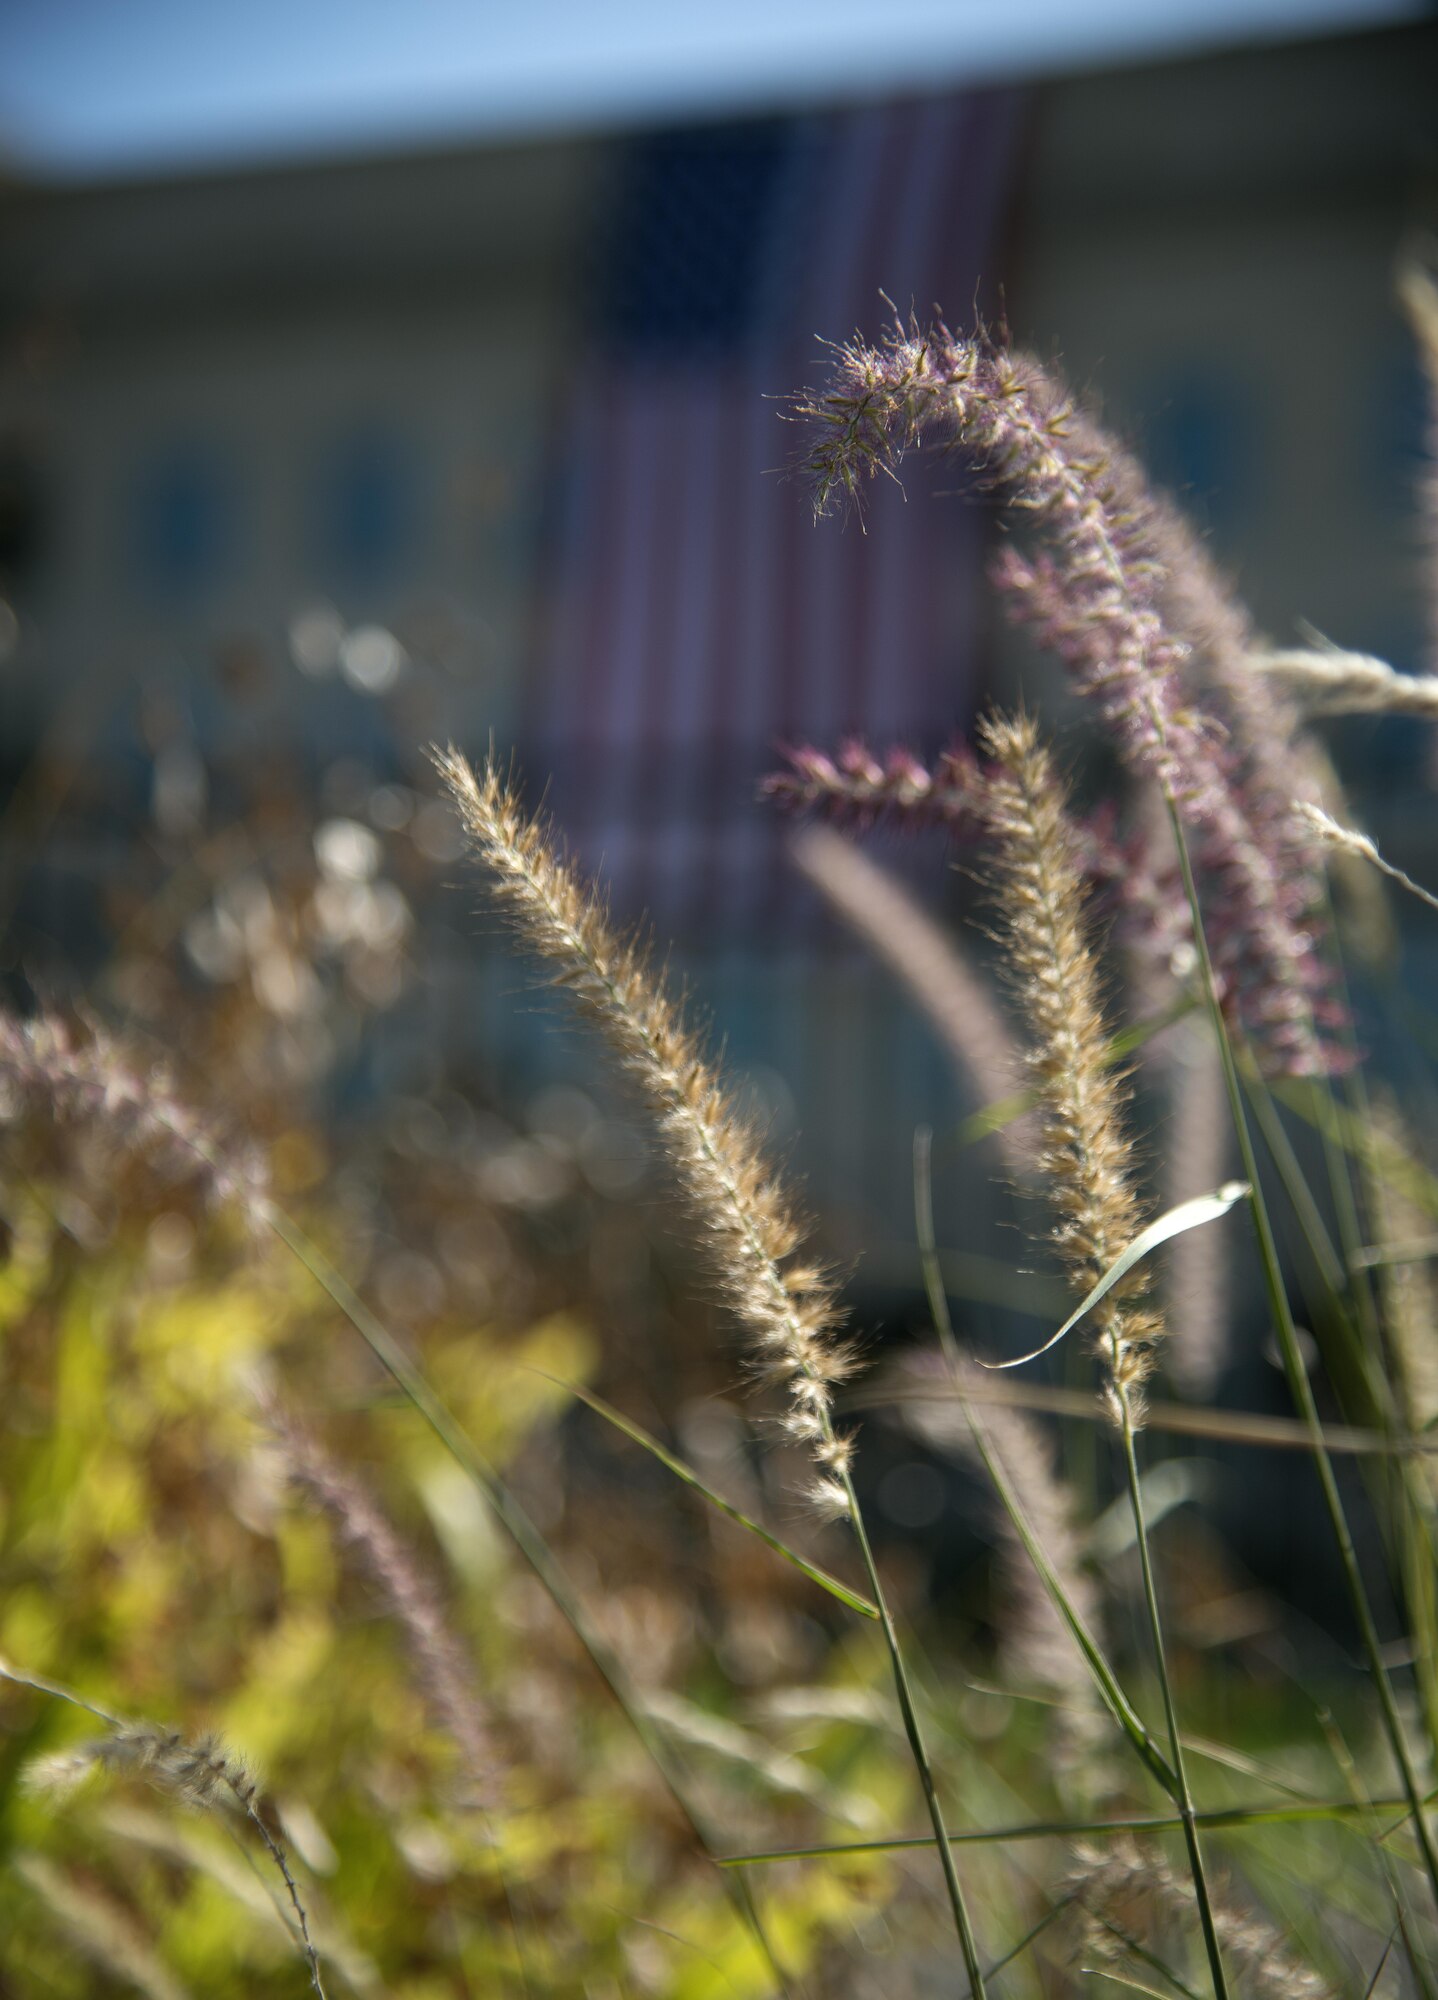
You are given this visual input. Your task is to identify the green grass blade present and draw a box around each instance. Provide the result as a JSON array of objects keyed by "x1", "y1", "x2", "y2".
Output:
[
  {"x1": 542, "y1": 1375, "x2": 879, "y2": 1619},
  {"x1": 1083, "y1": 1963, "x2": 1197, "y2": 2000},
  {"x1": 1279, "y1": 1084, "x2": 1438, "y2": 1222},
  {"x1": 981, "y1": 1897, "x2": 1076, "y2": 1982},
  {"x1": 715, "y1": 1791, "x2": 1434, "y2": 1864}
]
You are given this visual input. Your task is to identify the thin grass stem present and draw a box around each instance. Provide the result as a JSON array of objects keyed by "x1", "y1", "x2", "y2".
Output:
[
  {"x1": 980, "y1": 1894, "x2": 1077, "y2": 1982},
  {"x1": 834, "y1": 1468, "x2": 990, "y2": 1998},
  {"x1": 1110, "y1": 1381, "x2": 1230, "y2": 2000},
  {"x1": 861, "y1": 1373, "x2": 1438, "y2": 1458}
]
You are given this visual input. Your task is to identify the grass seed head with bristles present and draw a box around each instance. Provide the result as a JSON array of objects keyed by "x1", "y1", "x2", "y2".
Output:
[
  {"x1": 263, "y1": 1400, "x2": 498, "y2": 1808},
  {"x1": 977, "y1": 712, "x2": 1165, "y2": 1421},
  {"x1": 762, "y1": 735, "x2": 988, "y2": 833},
  {"x1": 25, "y1": 1721, "x2": 260, "y2": 1814},
  {"x1": 0, "y1": 1007, "x2": 270, "y2": 1225},
  {"x1": 1068, "y1": 1836, "x2": 1333, "y2": 2000},
  {"x1": 4, "y1": 1661, "x2": 327, "y2": 1998},
  {"x1": 797, "y1": 315, "x2": 1339, "y2": 1076},
  {"x1": 435, "y1": 747, "x2": 859, "y2": 1513},
  {"x1": 1253, "y1": 644, "x2": 1438, "y2": 717}
]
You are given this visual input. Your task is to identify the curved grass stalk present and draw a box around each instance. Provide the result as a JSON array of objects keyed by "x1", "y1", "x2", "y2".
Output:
[
  {"x1": 864, "y1": 1371, "x2": 1438, "y2": 1458},
  {"x1": 2, "y1": 1662, "x2": 327, "y2": 1999}
]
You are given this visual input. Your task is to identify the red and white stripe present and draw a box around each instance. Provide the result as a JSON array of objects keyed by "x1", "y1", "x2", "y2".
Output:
[{"x1": 527, "y1": 88, "x2": 1023, "y2": 946}]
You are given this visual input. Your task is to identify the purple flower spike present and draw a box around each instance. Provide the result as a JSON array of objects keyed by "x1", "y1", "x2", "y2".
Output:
[{"x1": 797, "y1": 317, "x2": 1342, "y2": 1075}]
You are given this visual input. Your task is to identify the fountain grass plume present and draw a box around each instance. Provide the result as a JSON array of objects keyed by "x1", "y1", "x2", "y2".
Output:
[
  {"x1": 1254, "y1": 646, "x2": 1438, "y2": 716},
  {"x1": 264, "y1": 1401, "x2": 497, "y2": 1808},
  {"x1": 762, "y1": 736, "x2": 987, "y2": 832},
  {"x1": 435, "y1": 747, "x2": 858, "y2": 1513},
  {"x1": 0, "y1": 1008, "x2": 268, "y2": 1221},
  {"x1": 1069, "y1": 1836, "x2": 1333, "y2": 1999},
  {"x1": 977, "y1": 711, "x2": 1165, "y2": 1422},
  {"x1": 437, "y1": 747, "x2": 996, "y2": 1994},
  {"x1": 796, "y1": 316, "x2": 1337, "y2": 1076}
]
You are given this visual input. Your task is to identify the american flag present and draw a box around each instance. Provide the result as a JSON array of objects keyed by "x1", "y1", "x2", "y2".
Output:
[{"x1": 525, "y1": 87, "x2": 1024, "y2": 946}]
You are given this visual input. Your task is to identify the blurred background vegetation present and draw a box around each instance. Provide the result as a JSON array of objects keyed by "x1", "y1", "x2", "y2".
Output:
[{"x1": 2, "y1": 4, "x2": 1438, "y2": 1992}]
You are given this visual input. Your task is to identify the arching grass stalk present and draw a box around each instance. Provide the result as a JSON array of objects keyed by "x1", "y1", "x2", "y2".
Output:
[
  {"x1": 719, "y1": 1789, "x2": 1438, "y2": 1865},
  {"x1": 438, "y1": 749, "x2": 989, "y2": 1998}
]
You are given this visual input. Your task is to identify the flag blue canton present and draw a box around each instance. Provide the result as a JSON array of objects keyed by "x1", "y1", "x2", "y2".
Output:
[{"x1": 601, "y1": 121, "x2": 797, "y2": 359}]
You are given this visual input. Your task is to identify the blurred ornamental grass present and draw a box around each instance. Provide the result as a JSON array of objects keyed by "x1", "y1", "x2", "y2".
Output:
[{"x1": 4, "y1": 267, "x2": 1438, "y2": 1996}]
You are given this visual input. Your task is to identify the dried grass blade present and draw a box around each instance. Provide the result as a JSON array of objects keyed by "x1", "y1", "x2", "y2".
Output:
[{"x1": 978, "y1": 1183, "x2": 1250, "y2": 1372}]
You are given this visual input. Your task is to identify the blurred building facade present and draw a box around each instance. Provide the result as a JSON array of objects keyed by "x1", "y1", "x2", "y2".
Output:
[{"x1": 0, "y1": 20, "x2": 1434, "y2": 1266}]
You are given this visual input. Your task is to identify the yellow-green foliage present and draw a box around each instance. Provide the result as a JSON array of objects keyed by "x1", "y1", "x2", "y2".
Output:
[{"x1": 0, "y1": 1182, "x2": 914, "y2": 1996}]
